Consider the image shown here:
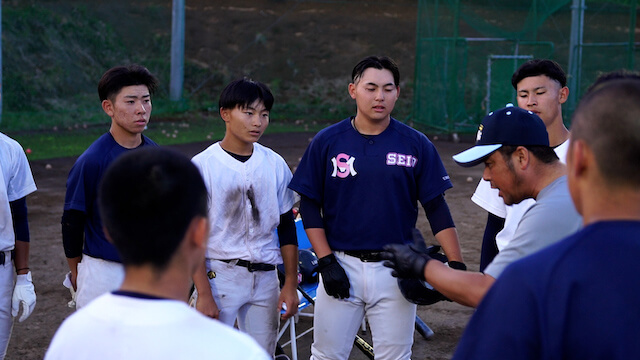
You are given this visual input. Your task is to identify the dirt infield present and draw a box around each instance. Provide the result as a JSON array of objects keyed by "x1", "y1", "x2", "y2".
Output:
[{"x1": 8, "y1": 131, "x2": 485, "y2": 360}]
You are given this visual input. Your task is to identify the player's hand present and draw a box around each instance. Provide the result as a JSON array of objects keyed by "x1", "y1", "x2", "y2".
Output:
[
  {"x1": 195, "y1": 290, "x2": 220, "y2": 320},
  {"x1": 12, "y1": 271, "x2": 36, "y2": 322},
  {"x1": 62, "y1": 271, "x2": 77, "y2": 308},
  {"x1": 317, "y1": 254, "x2": 350, "y2": 299},
  {"x1": 278, "y1": 282, "x2": 299, "y2": 320},
  {"x1": 381, "y1": 229, "x2": 433, "y2": 280}
]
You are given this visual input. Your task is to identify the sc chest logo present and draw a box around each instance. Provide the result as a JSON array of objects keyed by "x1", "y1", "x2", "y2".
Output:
[{"x1": 330, "y1": 152, "x2": 418, "y2": 178}]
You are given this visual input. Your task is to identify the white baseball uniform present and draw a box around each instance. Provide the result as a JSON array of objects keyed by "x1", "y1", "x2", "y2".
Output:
[
  {"x1": 0, "y1": 132, "x2": 37, "y2": 359},
  {"x1": 191, "y1": 142, "x2": 296, "y2": 354},
  {"x1": 44, "y1": 292, "x2": 271, "y2": 360},
  {"x1": 471, "y1": 140, "x2": 569, "y2": 251}
]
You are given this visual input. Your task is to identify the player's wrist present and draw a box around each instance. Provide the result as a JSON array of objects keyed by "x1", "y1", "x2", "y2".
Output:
[{"x1": 16, "y1": 267, "x2": 30, "y2": 275}]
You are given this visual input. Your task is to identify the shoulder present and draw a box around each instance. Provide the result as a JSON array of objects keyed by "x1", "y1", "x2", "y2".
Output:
[
  {"x1": 254, "y1": 143, "x2": 287, "y2": 164},
  {"x1": 388, "y1": 118, "x2": 432, "y2": 144},
  {"x1": 141, "y1": 135, "x2": 158, "y2": 146},
  {"x1": 191, "y1": 142, "x2": 221, "y2": 164},
  {"x1": 313, "y1": 118, "x2": 353, "y2": 141}
]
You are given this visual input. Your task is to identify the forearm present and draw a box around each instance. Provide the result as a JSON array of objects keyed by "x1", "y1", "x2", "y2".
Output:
[
  {"x1": 424, "y1": 260, "x2": 495, "y2": 308},
  {"x1": 434, "y1": 227, "x2": 464, "y2": 263},
  {"x1": 305, "y1": 228, "x2": 332, "y2": 258},
  {"x1": 13, "y1": 240, "x2": 30, "y2": 275},
  {"x1": 192, "y1": 261, "x2": 213, "y2": 298},
  {"x1": 280, "y1": 244, "x2": 299, "y2": 290}
]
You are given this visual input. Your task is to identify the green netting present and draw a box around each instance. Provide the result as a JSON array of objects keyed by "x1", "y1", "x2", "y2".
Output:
[{"x1": 413, "y1": 0, "x2": 639, "y2": 134}]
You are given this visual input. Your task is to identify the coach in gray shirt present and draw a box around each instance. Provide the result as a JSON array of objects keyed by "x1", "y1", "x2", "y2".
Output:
[{"x1": 382, "y1": 105, "x2": 582, "y2": 308}]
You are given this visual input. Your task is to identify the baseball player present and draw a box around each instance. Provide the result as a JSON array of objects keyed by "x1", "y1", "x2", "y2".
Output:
[
  {"x1": 473, "y1": 59, "x2": 571, "y2": 270},
  {"x1": 46, "y1": 147, "x2": 271, "y2": 360},
  {"x1": 61, "y1": 64, "x2": 159, "y2": 309},
  {"x1": 288, "y1": 55, "x2": 465, "y2": 360},
  {"x1": 0, "y1": 132, "x2": 37, "y2": 359},
  {"x1": 382, "y1": 106, "x2": 582, "y2": 308},
  {"x1": 191, "y1": 78, "x2": 299, "y2": 356},
  {"x1": 452, "y1": 76, "x2": 640, "y2": 360}
]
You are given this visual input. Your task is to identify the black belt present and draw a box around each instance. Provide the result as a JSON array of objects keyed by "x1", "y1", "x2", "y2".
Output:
[
  {"x1": 220, "y1": 259, "x2": 276, "y2": 272},
  {"x1": 344, "y1": 250, "x2": 384, "y2": 262},
  {"x1": 0, "y1": 251, "x2": 14, "y2": 266}
]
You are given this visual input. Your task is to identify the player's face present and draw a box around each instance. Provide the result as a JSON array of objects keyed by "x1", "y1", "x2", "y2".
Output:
[
  {"x1": 103, "y1": 85, "x2": 152, "y2": 136},
  {"x1": 516, "y1": 75, "x2": 567, "y2": 129},
  {"x1": 349, "y1": 68, "x2": 399, "y2": 124},
  {"x1": 482, "y1": 151, "x2": 523, "y2": 206},
  {"x1": 221, "y1": 100, "x2": 269, "y2": 147}
]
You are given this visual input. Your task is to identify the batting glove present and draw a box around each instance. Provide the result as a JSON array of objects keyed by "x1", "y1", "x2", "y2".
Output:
[
  {"x1": 317, "y1": 254, "x2": 350, "y2": 299},
  {"x1": 382, "y1": 229, "x2": 433, "y2": 280},
  {"x1": 12, "y1": 271, "x2": 36, "y2": 322}
]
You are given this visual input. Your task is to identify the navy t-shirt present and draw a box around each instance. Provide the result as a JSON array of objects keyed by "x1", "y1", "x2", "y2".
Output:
[
  {"x1": 289, "y1": 117, "x2": 452, "y2": 250},
  {"x1": 453, "y1": 221, "x2": 640, "y2": 360},
  {"x1": 64, "y1": 132, "x2": 158, "y2": 262}
]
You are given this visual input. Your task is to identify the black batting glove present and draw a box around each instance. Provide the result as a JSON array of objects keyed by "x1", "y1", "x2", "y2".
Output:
[
  {"x1": 382, "y1": 229, "x2": 433, "y2": 280},
  {"x1": 448, "y1": 261, "x2": 467, "y2": 271},
  {"x1": 317, "y1": 254, "x2": 350, "y2": 299},
  {"x1": 382, "y1": 244, "x2": 432, "y2": 280}
]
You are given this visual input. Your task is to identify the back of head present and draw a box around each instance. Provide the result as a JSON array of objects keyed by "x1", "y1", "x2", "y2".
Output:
[
  {"x1": 98, "y1": 64, "x2": 159, "y2": 102},
  {"x1": 571, "y1": 78, "x2": 640, "y2": 188},
  {"x1": 512, "y1": 59, "x2": 567, "y2": 89},
  {"x1": 218, "y1": 78, "x2": 274, "y2": 111},
  {"x1": 99, "y1": 147, "x2": 208, "y2": 269},
  {"x1": 351, "y1": 55, "x2": 400, "y2": 86}
]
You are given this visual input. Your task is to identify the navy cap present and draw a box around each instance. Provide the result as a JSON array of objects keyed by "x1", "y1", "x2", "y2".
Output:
[{"x1": 453, "y1": 106, "x2": 549, "y2": 167}]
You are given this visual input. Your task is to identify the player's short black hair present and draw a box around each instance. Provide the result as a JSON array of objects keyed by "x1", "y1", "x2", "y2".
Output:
[
  {"x1": 511, "y1": 59, "x2": 567, "y2": 89},
  {"x1": 218, "y1": 78, "x2": 274, "y2": 111},
  {"x1": 99, "y1": 147, "x2": 208, "y2": 270},
  {"x1": 352, "y1": 56, "x2": 400, "y2": 87},
  {"x1": 571, "y1": 78, "x2": 640, "y2": 187},
  {"x1": 585, "y1": 69, "x2": 640, "y2": 94},
  {"x1": 98, "y1": 64, "x2": 159, "y2": 102}
]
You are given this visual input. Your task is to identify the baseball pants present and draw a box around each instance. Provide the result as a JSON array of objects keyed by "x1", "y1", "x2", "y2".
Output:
[
  {"x1": 0, "y1": 252, "x2": 14, "y2": 360},
  {"x1": 311, "y1": 251, "x2": 416, "y2": 360},
  {"x1": 75, "y1": 255, "x2": 124, "y2": 309},
  {"x1": 205, "y1": 259, "x2": 280, "y2": 356}
]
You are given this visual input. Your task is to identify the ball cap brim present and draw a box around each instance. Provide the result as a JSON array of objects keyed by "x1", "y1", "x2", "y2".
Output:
[{"x1": 452, "y1": 144, "x2": 502, "y2": 168}]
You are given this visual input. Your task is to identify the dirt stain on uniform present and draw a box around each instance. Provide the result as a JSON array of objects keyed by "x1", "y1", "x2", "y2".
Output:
[{"x1": 247, "y1": 186, "x2": 260, "y2": 223}]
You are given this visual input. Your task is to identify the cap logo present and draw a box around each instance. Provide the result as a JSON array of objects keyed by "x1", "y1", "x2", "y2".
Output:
[{"x1": 476, "y1": 124, "x2": 483, "y2": 142}]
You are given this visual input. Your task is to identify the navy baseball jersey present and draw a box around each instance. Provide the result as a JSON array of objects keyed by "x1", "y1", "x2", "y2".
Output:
[
  {"x1": 453, "y1": 221, "x2": 640, "y2": 360},
  {"x1": 64, "y1": 132, "x2": 158, "y2": 262},
  {"x1": 289, "y1": 117, "x2": 452, "y2": 251}
]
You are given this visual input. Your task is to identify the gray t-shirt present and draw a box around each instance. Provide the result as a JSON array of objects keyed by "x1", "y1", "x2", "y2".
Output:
[{"x1": 484, "y1": 176, "x2": 582, "y2": 279}]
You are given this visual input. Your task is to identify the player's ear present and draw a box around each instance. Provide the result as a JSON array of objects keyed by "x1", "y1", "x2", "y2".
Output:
[
  {"x1": 568, "y1": 139, "x2": 588, "y2": 179},
  {"x1": 102, "y1": 99, "x2": 114, "y2": 117},
  {"x1": 514, "y1": 146, "x2": 530, "y2": 169},
  {"x1": 558, "y1": 86, "x2": 569, "y2": 105},
  {"x1": 219, "y1": 107, "x2": 231, "y2": 123},
  {"x1": 348, "y1": 83, "x2": 357, "y2": 99}
]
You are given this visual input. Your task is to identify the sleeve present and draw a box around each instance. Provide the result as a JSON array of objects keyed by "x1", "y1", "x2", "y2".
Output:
[
  {"x1": 471, "y1": 179, "x2": 507, "y2": 218},
  {"x1": 276, "y1": 156, "x2": 296, "y2": 215},
  {"x1": 64, "y1": 156, "x2": 99, "y2": 212},
  {"x1": 277, "y1": 209, "x2": 298, "y2": 247},
  {"x1": 452, "y1": 263, "x2": 542, "y2": 360},
  {"x1": 298, "y1": 195, "x2": 323, "y2": 229},
  {"x1": 7, "y1": 141, "x2": 36, "y2": 202},
  {"x1": 416, "y1": 137, "x2": 453, "y2": 204},
  {"x1": 421, "y1": 194, "x2": 455, "y2": 235},
  {"x1": 10, "y1": 197, "x2": 29, "y2": 242},
  {"x1": 61, "y1": 209, "x2": 86, "y2": 258},
  {"x1": 288, "y1": 135, "x2": 325, "y2": 202}
]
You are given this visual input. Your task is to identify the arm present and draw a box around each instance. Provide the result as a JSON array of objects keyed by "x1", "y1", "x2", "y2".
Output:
[
  {"x1": 424, "y1": 260, "x2": 495, "y2": 308},
  {"x1": 10, "y1": 197, "x2": 30, "y2": 275},
  {"x1": 422, "y1": 194, "x2": 464, "y2": 263},
  {"x1": 61, "y1": 209, "x2": 86, "y2": 290},
  {"x1": 278, "y1": 244, "x2": 299, "y2": 319},
  {"x1": 192, "y1": 261, "x2": 219, "y2": 319},
  {"x1": 299, "y1": 195, "x2": 349, "y2": 299},
  {"x1": 10, "y1": 197, "x2": 36, "y2": 322}
]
